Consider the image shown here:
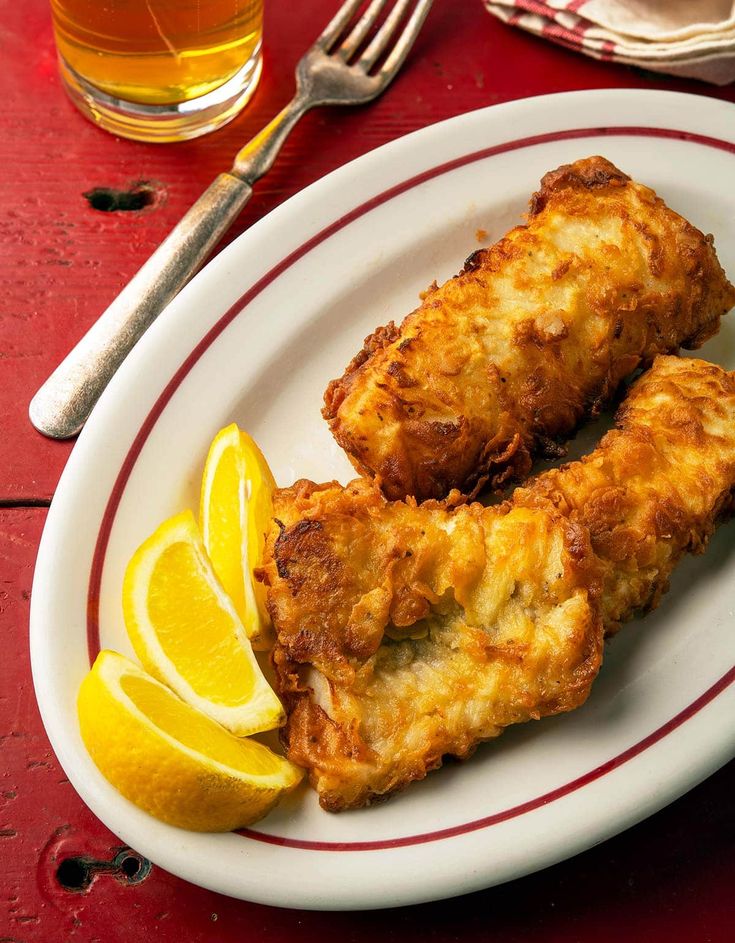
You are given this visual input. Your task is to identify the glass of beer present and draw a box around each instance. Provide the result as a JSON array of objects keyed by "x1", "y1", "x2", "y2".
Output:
[{"x1": 50, "y1": 0, "x2": 264, "y2": 142}]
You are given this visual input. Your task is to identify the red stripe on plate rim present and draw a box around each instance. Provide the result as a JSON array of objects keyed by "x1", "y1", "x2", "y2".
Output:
[
  {"x1": 240, "y1": 665, "x2": 735, "y2": 850},
  {"x1": 86, "y1": 123, "x2": 735, "y2": 851}
]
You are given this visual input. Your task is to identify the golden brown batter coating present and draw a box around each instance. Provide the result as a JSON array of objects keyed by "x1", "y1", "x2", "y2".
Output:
[
  {"x1": 261, "y1": 356, "x2": 735, "y2": 811},
  {"x1": 265, "y1": 482, "x2": 602, "y2": 811},
  {"x1": 514, "y1": 355, "x2": 735, "y2": 633},
  {"x1": 324, "y1": 157, "x2": 735, "y2": 502}
]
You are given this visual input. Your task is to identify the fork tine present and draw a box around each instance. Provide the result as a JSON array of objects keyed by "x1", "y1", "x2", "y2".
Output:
[
  {"x1": 338, "y1": 0, "x2": 389, "y2": 59},
  {"x1": 375, "y1": 0, "x2": 433, "y2": 80},
  {"x1": 316, "y1": 0, "x2": 366, "y2": 51},
  {"x1": 356, "y1": 0, "x2": 413, "y2": 71}
]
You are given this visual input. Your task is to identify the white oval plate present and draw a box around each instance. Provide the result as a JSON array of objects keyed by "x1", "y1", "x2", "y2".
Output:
[{"x1": 31, "y1": 90, "x2": 735, "y2": 911}]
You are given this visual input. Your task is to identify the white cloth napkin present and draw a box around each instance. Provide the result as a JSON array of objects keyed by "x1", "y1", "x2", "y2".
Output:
[{"x1": 483, "y1": 1, "x2": 735, "y2": 84}]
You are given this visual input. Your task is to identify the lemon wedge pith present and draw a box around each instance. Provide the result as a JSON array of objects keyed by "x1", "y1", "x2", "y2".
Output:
[
  {"x1": 200, "y1": 423, "x2": 276, "y2": 648},
  {"x1": 78, "y1": 651, "x2": 302, "y2": 832},
  {"x1": 123, "y1": 509, "x2": 284, "y2": 737}
]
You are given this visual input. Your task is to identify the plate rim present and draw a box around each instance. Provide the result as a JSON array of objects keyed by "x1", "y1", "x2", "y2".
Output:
[{"x1": 30, "y1": 88, "x2": 735, "y2": 909}]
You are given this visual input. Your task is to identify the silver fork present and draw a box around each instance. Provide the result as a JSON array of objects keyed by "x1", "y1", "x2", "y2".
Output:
[{"x1": 30, "y1": 0, "x2": 433, "y2": 439}]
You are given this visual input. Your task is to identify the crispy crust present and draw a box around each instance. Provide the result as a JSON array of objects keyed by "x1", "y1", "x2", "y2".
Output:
[
  {"x1": 262, "y1": 356, "x2": 735, "y2": 811},
  {"x1": 323, "y1": 157, "x2": 735, "y2": 501},
  {"x1": 514, "y1": 355, "x2": 735, "y2": 632},
  {"x1": 264, "y1": 484, "x2": 602, "y2": 810}
]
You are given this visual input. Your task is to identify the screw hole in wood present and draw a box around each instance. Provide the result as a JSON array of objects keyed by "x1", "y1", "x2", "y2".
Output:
[
  {"x1": 121, "y1": 855, "x2": 140, "y2": 878},
  {"x1": 55, "y1": 849, "x2": 151, "y2": 892},
  {"x1": 83, "y1": 182, "x2": 159, "y2": 212},
  {"x1": 56, "y1": 856, "x2": 91, "y2": 891},
  {"x1": 112, "y1": 849, "x2": 151, "y2": 884}
]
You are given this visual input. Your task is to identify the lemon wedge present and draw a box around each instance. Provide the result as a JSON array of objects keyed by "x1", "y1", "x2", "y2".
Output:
[
  {"x1": 200, "y1": 423, "x2": 276, "y2": 649},
  {"x1": 122, "y1": 509, "x2": 284, "y2": 737},
  {"x1": 78, "y1": 651, "x2": 302, "y2": 832}
]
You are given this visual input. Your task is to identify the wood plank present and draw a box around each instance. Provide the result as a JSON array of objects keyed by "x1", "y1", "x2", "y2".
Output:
[
  {"x1": 3, "y1": 0, "x2": 735, "y2": 500},
  {"x1": 4, "y1": 506, "x2": 735, "y2": 937}
]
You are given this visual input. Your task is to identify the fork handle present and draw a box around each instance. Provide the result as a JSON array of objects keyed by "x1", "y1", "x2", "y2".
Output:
[{"x1": 29, "y1": 173, "x2": 252, "y2": 439}]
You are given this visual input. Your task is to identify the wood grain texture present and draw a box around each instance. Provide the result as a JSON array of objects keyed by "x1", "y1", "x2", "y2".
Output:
[
  {"x1": 3, "y1": 0, "x2": 735, "y2": 500},
  {"x1": 3, "y1": 513, "x2": 735, "y2": 939},
  {"x1": 2, "y1": 0, "x2": 735, "y2": 936}
]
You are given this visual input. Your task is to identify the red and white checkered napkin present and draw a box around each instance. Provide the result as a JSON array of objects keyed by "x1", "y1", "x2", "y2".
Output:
[{"x1": 484, "y1": 0, "x2": 735, "y2": 84}]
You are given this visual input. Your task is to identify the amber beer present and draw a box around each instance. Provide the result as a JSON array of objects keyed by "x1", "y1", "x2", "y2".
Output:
[{"x1": 50, "y1": 0, "x2": 264, "y2": 141}]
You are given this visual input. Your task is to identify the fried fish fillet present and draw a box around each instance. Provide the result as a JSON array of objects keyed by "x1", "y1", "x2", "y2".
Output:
[
  {"x1": 261, "y1": 356, "x2": 735, "y2": 811},
  {"x1": 323, "y1": 157, "x2": 735, "y2": 502},
  {"x1": 514, "y1": 355, "x2": 735, "y2": 633},
  {"x1": 266, "y1": 484, "x2": 603, "y2": 810}
]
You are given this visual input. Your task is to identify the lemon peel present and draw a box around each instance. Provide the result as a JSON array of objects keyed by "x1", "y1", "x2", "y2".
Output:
[
  {"x1": 200, "y1": 423, "x2": 276, "y2": 649},
  {"x1": 123, "y1": 509, "x2": 284, "y2": 736},
  {"x1": 78, "y1": 651, "x2": 302, "y2": 832}
]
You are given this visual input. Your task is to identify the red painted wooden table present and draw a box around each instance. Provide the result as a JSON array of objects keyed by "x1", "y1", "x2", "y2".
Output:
[{"x1": 3, "y1": 0, "x2": 735, "y2": 938}]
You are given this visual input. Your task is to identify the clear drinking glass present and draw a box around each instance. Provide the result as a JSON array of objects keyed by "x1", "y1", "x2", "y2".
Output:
[{"x1": 50, "y1": 0, "x2": 264, "y2": 142}]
